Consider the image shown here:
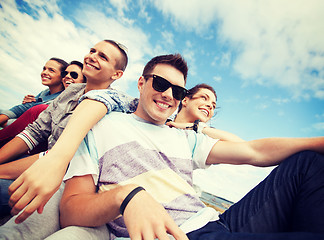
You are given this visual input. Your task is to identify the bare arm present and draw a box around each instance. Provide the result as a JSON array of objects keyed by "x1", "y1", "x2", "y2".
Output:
[
  {"x1": 207, "y1": 136, "x2": 324, "y2": 166},
  {"x1": 166, "y1": 121, "x2": 244, "y2": 142},
  {"x1": 60, "y1": 177, "x2": 188, "y2": 240},
  {"x1": 202, "y1": 127, "x2": 245, "y2": 142},
  {"x1": 0, "y1": 154, "x2": 38, "y2": 179},
  {"x1": 8, "y1": 99, "x2": 108, "y2": 223},
  {"x1": 0, "y1": 137, "x2": 30, "y2": 164}
]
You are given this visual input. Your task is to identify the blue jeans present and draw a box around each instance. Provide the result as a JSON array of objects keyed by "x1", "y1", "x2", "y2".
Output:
[
  {"x1": 0, "y1": 179, "x2": 14, "y2": 217},
  {"x1": 188, "y1": 151, "x2": 324, "y2": 240}
]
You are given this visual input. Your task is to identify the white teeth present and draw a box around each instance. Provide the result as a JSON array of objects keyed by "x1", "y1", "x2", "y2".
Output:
[
  {"x1": 200, "y1": 109, "x2": 209, "y2": 116},
  {"x1": 86, "y1": 63, "x2": 96, "y2": 69},
  {"x1": 156, "y1": 102, "x2": 169, "y2": 108}
]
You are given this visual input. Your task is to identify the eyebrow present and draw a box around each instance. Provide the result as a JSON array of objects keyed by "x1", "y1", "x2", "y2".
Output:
[{"x1": 91, "y1": 48, "x2": 110, "y2": 61}]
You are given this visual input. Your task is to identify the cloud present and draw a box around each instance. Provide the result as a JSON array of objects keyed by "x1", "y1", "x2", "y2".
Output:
[
  {"x1": 161, "y1": 30, "x2": 174, "y2": 46},
  {"x1": 194, "y1": 164, "x2": 274, "y2": 202},
  {"x1": 213, "y1": 76, "x2": 222, "y2": 82},
  {"x1": 151, "y1": 0, "x2": 324, "y2": 100},
  {"x1": 313, "y1": 122, "x2": 324, "y2": 131},
  {"x1": 0, "y1": 0, "x2": 153, "y2": 109}
]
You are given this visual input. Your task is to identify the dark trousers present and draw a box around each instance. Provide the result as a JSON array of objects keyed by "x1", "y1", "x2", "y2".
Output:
[{"x1": 188, "y1": 151, "x2": 324, "y2": 240}]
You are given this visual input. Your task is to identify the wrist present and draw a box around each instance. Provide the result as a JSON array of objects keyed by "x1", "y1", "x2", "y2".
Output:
[{"x1": 119, "y1": 186, "x2": 145, "y2": 215}]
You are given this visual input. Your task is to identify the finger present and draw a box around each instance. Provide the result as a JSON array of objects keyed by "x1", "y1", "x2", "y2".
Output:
[
  {"x1": 166, "y1": 222, "x2": 188, "y2": 240},
  {"x1": 14, "y1": 195, "x2": 50, "y2": 223},
  {"x1": 8, "y1": 177, "x2": 23, "y2": 196},
  {"x1": 141, "y1": 227, "x2": 156, "y2": 240},
  {"x1": 8, "y1": 181, "x2": 27, "y2": 208},
  {"x1": 154, "y1": 226, "x2": 171, "y2": 240},
  {"x1": 10, "y1": 187, "x2": 36, "y2": 216}
]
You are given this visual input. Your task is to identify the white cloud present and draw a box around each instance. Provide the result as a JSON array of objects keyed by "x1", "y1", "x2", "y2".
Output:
[
  {"x1": 194, "y1": 164, "x2": 274, "y2": 202},
  {"x1": 213, "y1": 76, "x2": 222, "y2": 82},
  {"x1": 313, "y1": 122, "x2": 324, "y2": 131},
  {"x1": 272, "y1": 98, "x2": 291, "y2": 105},
  {"x1": 0, "y1": 0, "x2": 153, "y2": 109},
  {"x1": 150, "y1": 0, "x2": 324, "y2": 100},
  {"x1": 161, "y1": 30, "x2": 174, "y2": 46}
]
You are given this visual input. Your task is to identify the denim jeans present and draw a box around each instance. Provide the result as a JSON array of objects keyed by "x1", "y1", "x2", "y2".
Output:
[
  {"x1": 0, "y1": 179, "x2": 14, "y2": 217},
  {"x1": 188, "y1": 151, "x2": 324, "y2": 240}
]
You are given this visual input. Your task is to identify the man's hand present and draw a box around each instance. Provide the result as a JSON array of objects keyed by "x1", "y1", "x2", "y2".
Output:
[
  {"x1": 123, "y1": 190, "x2": 188, "y2": 240},
  {"x1": 8, "y1": 153, "x2": 67, "y2": 223},
  {"x1": 22, "y1": 95, "x2": 36, "y2": 104}
]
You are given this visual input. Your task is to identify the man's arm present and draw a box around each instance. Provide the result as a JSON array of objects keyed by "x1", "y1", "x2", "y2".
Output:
[
  {"x1": 0, "y1": 137, "x2": 30, "y2": 164},
  {"x1": 60, "y1": 177, "x2": 188, "y2": 240},
  {"x1": 166, "y1": 121, "x2": 245, "y2": 142},
  {"x1": 207, "y1": 136, "x2": 324, "y2": 166},
  {"x1": 0, "y1": 154, "x2": 38, "y2": 179},
  {"x1": 8, "y1": 99, "x2": 108, "y2": 223}
]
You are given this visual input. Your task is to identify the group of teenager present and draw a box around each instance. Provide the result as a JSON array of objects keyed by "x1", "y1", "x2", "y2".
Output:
[{"x1": 0, "y1": 39, "x2": 323, "y2": 240}]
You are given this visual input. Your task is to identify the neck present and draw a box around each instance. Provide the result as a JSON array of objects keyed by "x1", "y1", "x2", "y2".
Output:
[
  {"x1": 49, "y1": 84, "x2": 64, "y2": 95},
  {"x1": 84, "y1": 80, "x2": 113, "y2": 93},
  {"x1": 174, "y1": 111, "x2": 192, "y2": 123}
]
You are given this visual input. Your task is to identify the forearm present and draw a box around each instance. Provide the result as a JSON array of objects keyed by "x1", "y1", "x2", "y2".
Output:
[
  {"x1": 0, "y1": 154, "x2": 38, "y2": 179},
  {"x1": 203, "y1": 127, "x2": 245, "y2": 142},
  {"x1": 249, "y1": 136, "x2": 324, "y2": 166},
  {"x1": 60, "y1": 183, "x2": 135, "y2": 228},
  {"x1": 0, "y1": 137, "x2": 29, "y2": 164},
  {"x1": 48, "y1": 99, "x2": 107, "y2": 169}
]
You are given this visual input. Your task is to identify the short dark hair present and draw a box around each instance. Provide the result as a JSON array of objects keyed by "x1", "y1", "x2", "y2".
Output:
[
  {"x1": 142, "y1": 54, "x2": 188, "y2": 83},
  {"x1": 69, "y1": 60, "x2": 87, "y2": 83},
  {"x1": 104, "y1": 40, "x2": 128, "y2": 71},
  {"x1": 178, "y1": 83, "x2": 217, "y2": 112},
  {"x1": 49, "y1": 57, "x2": 69, "y2": 72}
]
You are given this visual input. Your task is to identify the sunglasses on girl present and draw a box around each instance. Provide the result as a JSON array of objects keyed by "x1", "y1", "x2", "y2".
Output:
[
  {"x1": 144, "y1": 74, "x2": 187, "y2": 101},
  {"x1": 61, "y1": 71, "x2": 79, "y2": 79}
]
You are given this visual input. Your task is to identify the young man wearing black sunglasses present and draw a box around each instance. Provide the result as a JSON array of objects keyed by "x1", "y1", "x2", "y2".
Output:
[{"x1": 56, "y1": 53, "x2": 324, "y2": 240}]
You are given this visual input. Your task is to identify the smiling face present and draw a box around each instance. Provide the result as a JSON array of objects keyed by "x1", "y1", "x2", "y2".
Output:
[
  {"x1": 135, "y1": 63, "x2": 186, "y2": 125},
  {"x1": 181, "y1": 88, "x2": 217, "y2": 123},
  {"x1": 62, "y1": 64, "x2": 85, "y2": 89},
  {"x1": 82, "y1": 41, "x2": 123, "y2": 89},
  {"x1": 41, "y1": 60, "x2": 63, "y2": 88}
]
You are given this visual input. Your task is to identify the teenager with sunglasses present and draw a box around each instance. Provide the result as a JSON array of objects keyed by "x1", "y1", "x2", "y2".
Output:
[
  {"x1": 0, "y1": 58, "x2": 68, "y2": 128},
  {"x1": 0, "y1": 61, "x2": 86, "y2": 150}
]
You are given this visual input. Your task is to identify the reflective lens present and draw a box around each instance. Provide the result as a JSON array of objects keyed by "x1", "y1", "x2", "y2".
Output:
[
  {"x1": 145, "y1": 74, "x2": 187, "y2": 101},
  {"x1": 61, "y1": 71, "x2": 79, "y2": 79}
]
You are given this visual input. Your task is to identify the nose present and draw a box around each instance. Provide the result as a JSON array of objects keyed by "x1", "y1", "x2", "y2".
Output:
[
  {"x1": 161, "y1": 87, "x2": 173, "y2": 100},
  {"x1": 87, "y1": 52, "x2": 97, "y2": 62}
]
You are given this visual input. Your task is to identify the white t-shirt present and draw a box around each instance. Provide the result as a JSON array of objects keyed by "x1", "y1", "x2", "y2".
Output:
[{"x1": 65, "y1": 112, "x2": 219, "y2": 239}]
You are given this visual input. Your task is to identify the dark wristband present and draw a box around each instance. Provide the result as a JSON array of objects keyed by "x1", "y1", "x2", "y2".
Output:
[{"x1": 120, "y1": 186, "x2": 145, "y2": 215}]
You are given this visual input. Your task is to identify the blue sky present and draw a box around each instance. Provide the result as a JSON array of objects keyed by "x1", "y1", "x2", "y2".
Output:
[{"x1": 1, "y1": 0, "x2": 323, "y2": 202}]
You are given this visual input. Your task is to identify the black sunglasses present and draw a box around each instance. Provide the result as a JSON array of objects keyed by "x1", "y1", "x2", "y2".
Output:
[
  {"x1": 144, "y1": 74, "x2": 187, "y2": 101},
  {"x1": 61, "y1": 71, "x2": 79, "y2": 79}
]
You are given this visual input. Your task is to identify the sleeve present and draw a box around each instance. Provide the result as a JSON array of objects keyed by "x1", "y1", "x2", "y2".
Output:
[
  {"x1": 16, "y1": 100, "x2": 56, "y2": 150},
  {"x1": 79, "y1": 88, "x2": 138, "y2": 114},
  {"x1": 186, "y1": 131, "x2": 219, "y2": 169},
  {"x1": 63, "y1": 129, "x2": 99, "y2": 184}
]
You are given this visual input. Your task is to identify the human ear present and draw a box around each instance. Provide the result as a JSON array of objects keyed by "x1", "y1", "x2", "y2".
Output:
[
  {"x1": 111, "y1": 70, "x2": 124, "y2": 80},
  {"x1": 181, "y1": 97, "x2": 189, "y2": 108},
  {"x1": 137, "y1": 76, "x2": 145, "y2": 93}
]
